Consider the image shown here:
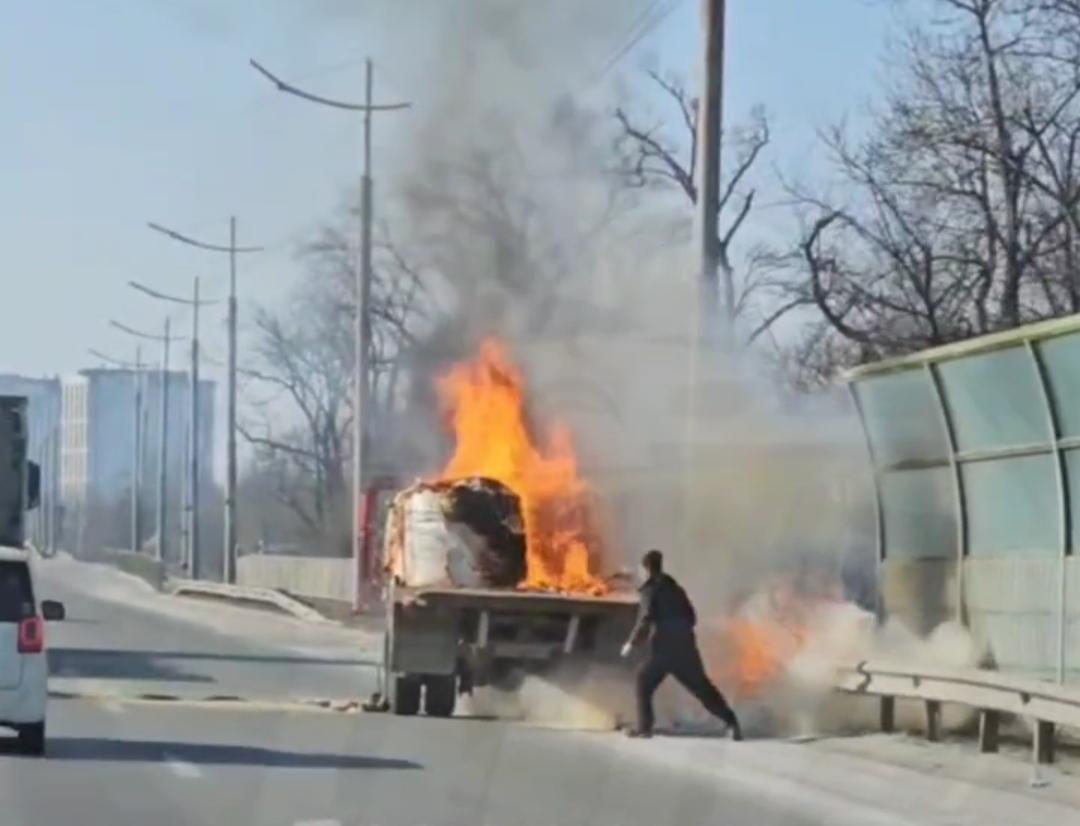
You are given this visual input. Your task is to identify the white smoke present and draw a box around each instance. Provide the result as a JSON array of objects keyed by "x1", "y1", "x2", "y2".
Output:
[{"x1": 361, "y1": 1, "x2": 889, "y2": 733}]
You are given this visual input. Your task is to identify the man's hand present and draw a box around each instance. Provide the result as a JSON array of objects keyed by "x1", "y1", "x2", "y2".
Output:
[{"x1": 620, "y1": 642, "x2": 633, "y2": 659}]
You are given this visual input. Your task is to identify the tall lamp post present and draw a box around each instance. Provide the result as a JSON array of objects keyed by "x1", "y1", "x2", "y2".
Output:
[
  {"x1": 110, "y1": 319, "x2": 185, "y2": 562},
  {"x1": 88, "y1": 346, "x2": 145, "y2": 554},
  {"x1": 147, "y1": 220, "x2": 262, "y2": 583},
  {"x1": 250, "y1": 57, "x2": 410, "y2": 609},
  {"x1": 129, "y1": 279, "x2": 220, "y2": 579}
]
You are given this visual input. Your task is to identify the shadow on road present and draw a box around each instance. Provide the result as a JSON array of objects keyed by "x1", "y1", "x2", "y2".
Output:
[
  {"x1": 47, "y1": 647, "x2": 377, "y2": 684},
  {"x1": 50, "y1": 647, "x2": 376, "y2": 669},
  {"x1": 4, "y1": 737, "x2": 421, "y2": 770},
  {"x1": 48, "y1": 649, "x2": 215, "y2": 684}
]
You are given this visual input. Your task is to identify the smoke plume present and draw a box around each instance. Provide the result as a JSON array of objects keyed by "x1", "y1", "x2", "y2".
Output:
[{"x1": 371, "y1": 0, "x2": 924, "y2": 731}]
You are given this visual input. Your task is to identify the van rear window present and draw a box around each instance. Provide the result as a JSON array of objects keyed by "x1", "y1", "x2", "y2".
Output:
[{"x1": 0, "y1": 561, "x2": 33, "y2": 621}]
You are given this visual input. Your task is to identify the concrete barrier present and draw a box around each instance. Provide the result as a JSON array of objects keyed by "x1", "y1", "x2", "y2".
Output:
[
  {"x1": 95, "y1": 548, "x2": 167, "y2": 591},
  {"x1": 236, "y1": 554, "x2": 353, "y2": 604},
  {"x1": 169, "y1": 579, "x2": 332, "y2": 624}
]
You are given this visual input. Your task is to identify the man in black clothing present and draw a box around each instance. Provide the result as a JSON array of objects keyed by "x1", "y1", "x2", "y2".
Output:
[{"x1": 621, "y1": 549, "x2": 742, "y2": 740}]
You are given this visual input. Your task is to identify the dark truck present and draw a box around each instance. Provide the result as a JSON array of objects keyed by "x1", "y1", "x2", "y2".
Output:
[
  {"x1": 0, "y1": 396, "x2": 40, "y2": 549},
  {"x1": 368, "y1": 479, "x2": 638, "y2": 717}
]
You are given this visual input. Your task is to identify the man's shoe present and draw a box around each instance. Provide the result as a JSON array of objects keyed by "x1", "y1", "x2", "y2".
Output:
[
  {"x1": 729, "y1": 722, "x2": 743, "y2": 742},
  {"x1": 625, "y1": 727, "x2": 653, "y2": 739}
]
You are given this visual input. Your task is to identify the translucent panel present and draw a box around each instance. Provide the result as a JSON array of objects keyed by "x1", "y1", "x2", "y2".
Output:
[
  {"x1": 1036, "y1": 334, "x2": 1080, "y2": 438},
  {"x1": 880, "y1": 467, "x2": 956, "y2": 559},
  {"x1": 963, "y1": 454, "x2": 1059, "y2": 556},
  {"x1": 938, "y1": 348, "x2": 1049, "y2": 453},
  {"x1": 855, "y1": 371, "x2": 948, "y2": 467}
]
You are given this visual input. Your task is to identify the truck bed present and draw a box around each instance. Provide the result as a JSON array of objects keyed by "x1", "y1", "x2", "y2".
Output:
[{"x1": 395, "y1": 585, "x2": 639, "y2": 615}]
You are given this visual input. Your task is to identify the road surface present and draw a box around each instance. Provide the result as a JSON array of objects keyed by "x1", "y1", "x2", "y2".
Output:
[
  {"x1": 0, "y1": 557, "x2": 1076, "y2": 826},
  {"x1": 36, "y1": 556, "x2": 378, "y2": 704}
]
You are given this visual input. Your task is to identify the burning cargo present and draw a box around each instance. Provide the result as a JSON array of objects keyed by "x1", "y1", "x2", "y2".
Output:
[{"x1": 384, "y1": 477, "x2": 527, "y2": 589}]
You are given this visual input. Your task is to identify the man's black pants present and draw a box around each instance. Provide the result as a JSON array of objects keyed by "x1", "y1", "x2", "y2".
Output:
[{"x1": 636, "y1": 630, "x2": 737, "y2": 734}]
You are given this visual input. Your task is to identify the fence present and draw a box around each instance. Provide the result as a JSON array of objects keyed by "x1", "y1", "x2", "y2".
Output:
[
  {"x1": 236, "y1": 554, "x2": 354, "y2": 604},
  {"x1": 847, "y1": 314, "x2": 1080, "y2": 684}
]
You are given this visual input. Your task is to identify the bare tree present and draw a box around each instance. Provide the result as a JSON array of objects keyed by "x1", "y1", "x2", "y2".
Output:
[
  {"x1": 772, "y1": 0, "x2": 1080, "y2": 380},
  {"x1": 613, "y1": 69, "x2": 770, "y2": 333},
  {"x1": 239, "y1": 205, "x2": 429, "y2": 555}
]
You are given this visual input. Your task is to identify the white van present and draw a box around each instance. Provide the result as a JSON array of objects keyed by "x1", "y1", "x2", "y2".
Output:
[{"x1": 0, "y1": 548, "x2": 64, "y2": 755}]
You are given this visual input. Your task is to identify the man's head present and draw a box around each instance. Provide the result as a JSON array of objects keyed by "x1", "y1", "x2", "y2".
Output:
[{"x1": 641, "y1": 549, "x2": 664, "y2": 579}]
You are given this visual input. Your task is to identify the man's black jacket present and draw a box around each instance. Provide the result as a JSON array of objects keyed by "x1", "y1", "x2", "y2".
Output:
[{"x1": 627, "y1": 572, "x2": 698, "y2": 648}]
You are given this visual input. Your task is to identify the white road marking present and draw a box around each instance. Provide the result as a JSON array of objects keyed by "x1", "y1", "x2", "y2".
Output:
[
  {"x1": 100, "y1": 699, "x2": 125, "y2": 714},
  {"x1": 293, "y1": 820, "x2": 342, "y2": 826},
  {"x1": 163, "y1": 754, "x2": 203, "y2": 779}
]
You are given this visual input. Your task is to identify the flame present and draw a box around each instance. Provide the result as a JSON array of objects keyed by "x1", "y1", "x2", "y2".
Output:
[
  {"x1": 435, "y1": 339, "x2": 608, "y2": 595},
  {"x1": 714, "y1": 580, "x2": 818, "y2": 700}
]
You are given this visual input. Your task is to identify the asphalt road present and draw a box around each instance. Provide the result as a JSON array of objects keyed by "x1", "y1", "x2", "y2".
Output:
[
  {"x1": 2, "y1": 559, "x2": 1076, "y2": 826},
  {"x1": 0, "y1": 560, "x2": 816, "y2": 826},
  {"x1": 36, "y1": 558, "x2": 379, "y2": 703}
]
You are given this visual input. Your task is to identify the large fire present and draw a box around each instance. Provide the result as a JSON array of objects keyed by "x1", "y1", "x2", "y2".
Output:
[{"x1": 435, "y1": 339, "x2": 608, "y2": 595}]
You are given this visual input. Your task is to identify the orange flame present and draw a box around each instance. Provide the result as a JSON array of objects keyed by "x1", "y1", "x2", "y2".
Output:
[
  {"x1": 435, "y1": 339, "x2": 608, "y2": 595},
  {"x1": 714, "y1": 581, "x2": 817, "y2": 700},
  {"x1": 721, "y1": 617, "x2": 807, "y2": 700}
]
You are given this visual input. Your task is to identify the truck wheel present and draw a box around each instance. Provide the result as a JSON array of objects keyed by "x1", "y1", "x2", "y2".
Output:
[
  {"x1": 390, "y1": 674, "x2": 421, "y2": 716},
  {"x1": 424, "y1": 675, "x2": 456, "y2": 718},
  {"x1": 18, "y1": 722, "x2": 45, "y2": 756}
]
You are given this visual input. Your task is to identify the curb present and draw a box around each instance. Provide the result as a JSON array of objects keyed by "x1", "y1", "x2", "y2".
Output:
[{"x1": 167, "y1": 579, "x2": 334, "y2": 624}]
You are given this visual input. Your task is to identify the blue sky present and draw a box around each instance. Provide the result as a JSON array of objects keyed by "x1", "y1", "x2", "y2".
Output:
[{"x1": 1, "y1": 0, "x2": 902, "y2": 382}]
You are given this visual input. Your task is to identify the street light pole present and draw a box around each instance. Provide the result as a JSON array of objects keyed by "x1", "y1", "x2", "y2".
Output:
[
  {"x1": 89, "y1": 345, "x2": 151, "y2": 556},
  {"x1": 133, "y1": 346, "x2": 142, "y2": 553},
  {"x1": 191, "y1": 275, "x2": 202, "y2": 579},
  {"x1": 226, "y1": 219, "x2": 238, "y2": 584},
  {"x1": 250, "y1": 56, "x2": 410, "y2": 609},
  {"x1": 128, "y1": 279, "x2": 219, "y2": 578},
  {"x1": 156, "y1": 318, "x2": 171, "y2": 563},
  {"x1": 357, "y1": 60, "x2": 375, "y2": 598},
  {"x1": 146, "y1": 221, "x2": 260, "y2": 582},
  {"x1": 109, "y1": 320, "x2": 186, "y2": 563}
]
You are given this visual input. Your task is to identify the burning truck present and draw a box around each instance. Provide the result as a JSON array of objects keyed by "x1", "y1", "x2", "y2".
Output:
[
  {"x1": 375, "y1": 340, "x2": 638, "y2": 717},
  {"x1": 372, "y1": 339, "x2": 848, "y2": 723}
]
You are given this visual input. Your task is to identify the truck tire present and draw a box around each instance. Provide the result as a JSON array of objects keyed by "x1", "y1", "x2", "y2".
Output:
[
  {"x1": 424, "y1": 675, "x2": 456, "y2": 718},
  {"x1": 18, "y1": 722, "x2": 45, "y2": 756},
  {"x1": 390, "y1": 674, "x2": 421, "y2": 716}
]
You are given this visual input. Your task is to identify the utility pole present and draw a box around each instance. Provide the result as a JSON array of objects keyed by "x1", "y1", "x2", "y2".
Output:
[
  {"x1": 680, "y1": 0, "x2": 728, "y2": 558},
  {"x1": 250, "y1": 57, "x2": 410, "y2": 609},
  {"x1": 696, "y1": 0, "x2": 726, "y2": 338},
  {"x1": 147, "y1": 222, "x2": 259, "y2": 583}
]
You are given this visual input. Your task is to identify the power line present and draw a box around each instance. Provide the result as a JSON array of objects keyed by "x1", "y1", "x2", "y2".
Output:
[{"x1": 595, "y1": 0, "x2": 684, "y2": 82}]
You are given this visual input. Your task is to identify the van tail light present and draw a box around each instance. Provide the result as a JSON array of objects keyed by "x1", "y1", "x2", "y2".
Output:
[{"x1": 17, "y1": 616, "x2": 44, "y2": 654}]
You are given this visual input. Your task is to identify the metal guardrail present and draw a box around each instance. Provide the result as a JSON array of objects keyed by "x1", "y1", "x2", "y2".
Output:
[{"x1": 835, "y1": 660, "x2": 1080, "y2": 764}]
